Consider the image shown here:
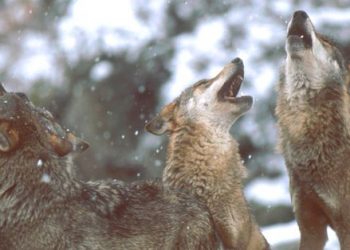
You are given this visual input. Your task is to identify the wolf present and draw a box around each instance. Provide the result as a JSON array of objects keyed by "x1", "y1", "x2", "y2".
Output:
[
  {"x1": 0, "y1": 84, "x2": 217, "y2": 249},
  {"x1": 276, "y1": 10, "x2": 350, "y2": 250},
  {"x1": 146, "y1": 58, "x2": 269, "y2": 250}
]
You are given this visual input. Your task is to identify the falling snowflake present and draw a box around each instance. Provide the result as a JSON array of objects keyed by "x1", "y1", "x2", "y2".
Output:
[
  {"x1": 155, "y1": 160, "x2": 162, "y2": 167},
  {"x1": 37, "y1": 159, "x2": 43, "y2": 167},
  {"x1": 40, "y1": 174, "x2": 51, "y2": 183}
]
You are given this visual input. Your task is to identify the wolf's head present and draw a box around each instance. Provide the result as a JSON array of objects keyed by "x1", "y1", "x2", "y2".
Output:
[
  {"x1": 284, "y1": 10, "x2": 347, "y2": 96},
  {"x1": 0, "y1": 84, "x2": 89, "y2": 157},
  {"x1": 145, "y1": 58, "x2": 252, "y2": 135}
]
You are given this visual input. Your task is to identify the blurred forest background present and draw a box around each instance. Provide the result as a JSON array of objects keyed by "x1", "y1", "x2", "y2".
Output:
[{"x1": 1, "y1": 0, "x2": 349, "y2": 249}]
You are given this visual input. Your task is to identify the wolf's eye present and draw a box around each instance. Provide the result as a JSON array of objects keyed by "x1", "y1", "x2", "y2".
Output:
[
  {"x1": 16, "y1": 92, "x2": 29, "y2": 102},
  {"x1": 195, "y1": 79, "x2": 208, "y2": 88}
]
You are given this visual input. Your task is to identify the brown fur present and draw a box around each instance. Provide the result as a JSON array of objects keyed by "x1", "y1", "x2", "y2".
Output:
[
  {"x1": 276, "y1": 10, "x2": 350, "y2": 249},
  {"x1": 146, "y1": 58, "x2": 269, "y2": 250},
  {"x1": 0, "y1": 85, "x2": 217, "y2": 249}
]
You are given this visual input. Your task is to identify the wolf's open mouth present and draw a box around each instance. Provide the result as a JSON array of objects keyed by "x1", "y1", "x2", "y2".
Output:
[
  {"x1": 217, "y1": 69, "x2": 244, "y2": 101},
  {"x1": 287, "y1": 14, "x2": 312, "y2": 49},
  {"x1": 288, "y1": 26, "x2": 312, "y2": 47},
  {"x1": 216, "y1": 59, "x2": 253, "y2": 107}
]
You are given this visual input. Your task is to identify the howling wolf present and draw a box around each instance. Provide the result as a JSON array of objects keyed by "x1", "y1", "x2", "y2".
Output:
[
  {"x1": 276, "y1": 10, "x2": 350, "y2": 250},
  {"x1": 146, "y1": 58, "x2": 269, "y2": 250}
]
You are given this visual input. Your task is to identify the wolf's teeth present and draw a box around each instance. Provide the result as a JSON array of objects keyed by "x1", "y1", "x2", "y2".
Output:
[{"x1": 229, "y1": 84, "x2": 234, "y2": 97}]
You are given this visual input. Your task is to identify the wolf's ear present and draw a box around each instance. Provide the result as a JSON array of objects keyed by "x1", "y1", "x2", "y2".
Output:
[
  {"x1": 46, "y1": 131, "x2": 89, "y2": 157},
  {"x1": 0, "y1": 122, "x2": 19, "y2": 153},
  {"x1": 145, "y1": 102, "x2": 176, "y2": 135}
]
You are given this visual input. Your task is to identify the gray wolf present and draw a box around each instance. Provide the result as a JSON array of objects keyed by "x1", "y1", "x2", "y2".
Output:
[
  {"x1": 276, "y1": 10, "x2": 350, "y2": 250},
  {"x1": 0, "y1": 84, "x2": 217, "y2": 249},
  {"x1": 146, "y1": 58, "x2": 269, "y2": 250}
]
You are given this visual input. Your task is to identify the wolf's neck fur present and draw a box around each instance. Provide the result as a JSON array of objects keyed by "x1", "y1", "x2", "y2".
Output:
[
  {"x1": 163, "y1": 123, "x2": 268, "y2": 249},
  {"x1": 163, "y1": 123, "x2": 246, "y2": 198},
  {"x1": 281, "y1": 60, "x2": 349, "y2": 130},
  {"x1": 277, "y1": 61, "x2": 350, "y2": 172},
  {"x1": 0, "y1": 146, "x2": 78, "y2": 227},
  {"x1": 285, "y1": 58, "x2": 323, "y2": 100}
]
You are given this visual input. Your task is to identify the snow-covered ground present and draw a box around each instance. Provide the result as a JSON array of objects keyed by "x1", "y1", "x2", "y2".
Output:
[
  {"x1": 263, "y1": 221, "x2": 339, "y2": 249},
  {"x1": 246, "y1": 175, "x2": 340, "y2": 248},
  {"x1": 246, "y1": 175, "x2": 291, "y2": 206},
  {"x1": 246, "y1": 174, "x2": 340, "y2": 248}
]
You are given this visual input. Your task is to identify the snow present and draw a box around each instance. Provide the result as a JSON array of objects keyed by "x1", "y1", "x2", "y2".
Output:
[
  {"x1": 160, "y1": 4, "x2": 350, "y2": 104},
  {"x1": 138, "y1": 85, "x2": 146, "y2": 93},
  {"x1": 154, "y1": 159, "x2": 162, "y2": 167},
  {"x1": 263, "y1": 221, "x2": 299, "y2": 247},
  {"x1": 245, "y1": 176, "x2": 291, "y2": 205},
  {"x1": 40, "y1": 173, "x2": 51, "y2": 183},
  {"x1": 60, "y1": 0, "x2": 149, "y2": 48},
  {"x1": 103, "y1": 131, "x2": 111, "y2": 140},
  {"x1": 37, "y1": 159, "x2": 43, "y2": 167},
  {"x1": 271, "y1": 1, "x2": 293, "y2": 15},
  {"x1": 58, "y1": 0, "x2": 167, "y2": 61},
  {"x1": 250, "y1": 63, "x2": 278, "y2": 95},
  {"x1": 9, "y1": 0, "x2": 349, "y2": 96},
  {"x1": 162, "y1": 18, "x2": 228, "y2": 101},
  {"x1": 247, "y1": 23, "x2": 276, "y2": 44},
  {"x1": 262, "y1": 221, "x2": 339, "y2": 249},
  {"x1": 160, "y1": 4, "x2": 287, "y2": 102},
  {"x1": 11, "y1": 33, "x2": 59, "y2": 86},
  {"x1": 303, "y1": 7, "x2": 350, "y2": 25},
  {"x1": 7, "y1": 0, "x2": 349, "y2": 95},
  {"x1": 90, "y1": 61, "x2": 114, "y2": 81},
  {"x1": 4, "y1": 1, "x2": 350, "y2": 248}
]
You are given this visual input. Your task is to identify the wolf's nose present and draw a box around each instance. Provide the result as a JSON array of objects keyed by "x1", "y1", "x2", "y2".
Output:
[
  {"x1": 231, "y1": 58, "x2": 243, "y2": 66},
  {"x1": 293, "y1": 10, "x2": 308, "y2": 20}
]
